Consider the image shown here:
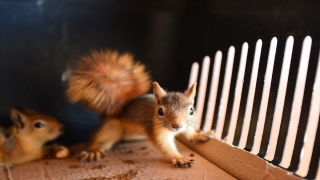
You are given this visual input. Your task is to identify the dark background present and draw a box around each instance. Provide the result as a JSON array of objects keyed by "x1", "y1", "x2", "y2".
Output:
[{"x1": 0, "y1": 0, "x2": 319, "y2": 178}]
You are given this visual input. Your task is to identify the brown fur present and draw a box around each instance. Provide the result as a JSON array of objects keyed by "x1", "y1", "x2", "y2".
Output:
[
  {"x1": 67, "y1": 50, "x2": 213, "y2": 168},
  {"x1": 79, "y1": 82, "x2": 214, "y2": 168},
  {"x1": 0, "y1": 109, "x2": 67, "y2": 169},
  {"x1": 66, "y1": 50, "x2": 151, "y2": 115}
]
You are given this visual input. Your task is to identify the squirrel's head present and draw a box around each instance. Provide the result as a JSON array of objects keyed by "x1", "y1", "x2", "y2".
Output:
[
  {"x1": 10, "y1": 108, "x2": 64, "y2": 143},
  {"x1": 153, "y1": 82, "x2": 197, "y2": 133}
]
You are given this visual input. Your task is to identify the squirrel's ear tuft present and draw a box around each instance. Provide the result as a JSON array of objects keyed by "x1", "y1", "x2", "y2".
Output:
[
  {"x1": 153, "y1": 82, "x2": 166, "y2": 104},
  {"x1": 184, "y1": 82, "x2": 197, "y2": 102},
  {"x1": 10, "y1": 109, "x2": 26, "y2": 129}
]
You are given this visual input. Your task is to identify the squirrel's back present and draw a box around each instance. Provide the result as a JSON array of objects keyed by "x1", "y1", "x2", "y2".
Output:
[
  {"x1": 66, "y1": 50, "x2": 152, "y2": 115},
  {"x1": 119, "y1": 94, "x2": 156, "y2": 124}
]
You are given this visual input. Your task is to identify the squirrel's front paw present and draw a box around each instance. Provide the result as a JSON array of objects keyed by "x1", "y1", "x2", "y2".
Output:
[
  {"x1": 171, "y1": 157, "x2": 195, "y2": 168},
  {"x1": 195, "y1": 130, "x2": 214, "y2": 142},
  {"x1": 51, "y1": 145, "x2": 70, "y2": 159},
  {"x1": 79, "y1": 150, "x2": 106, "y2": 163}
]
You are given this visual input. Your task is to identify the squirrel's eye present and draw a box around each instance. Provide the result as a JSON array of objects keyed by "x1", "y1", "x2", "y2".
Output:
[
  {"x1": 158, "y1": 108, "x2": 164, "y2": 116},
  {"x1": 189, "y1": 108, "x2": 194, "y2": 115},
  {"x1": 34, "y1": 122, "x2": 45, "y2": 128}
]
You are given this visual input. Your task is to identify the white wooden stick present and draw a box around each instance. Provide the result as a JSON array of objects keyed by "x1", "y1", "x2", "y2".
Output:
[
  {"x1": 295, "y1": 50, "x2": 320, "y2": 177},
  {"x1": 265, "y1": 36, "x2": 294, "y2": 160},
  {"x1": 227, "y1": 42, "x2": 249, "y2": 144},
  {"x1": 203, "y1": 51, "x2": 223, "y2": 132},
  {"x1": 280, "y1": 36, "x2": 312, "y2": 168},
  {"x1": 195, "y1": 56, "x2": 210, "y2": 130},
  {"x1": 188, "y1": 62, "x2": 199, "y2": 88},
  {"x1": 215, "y1": 46, "x2": 235, "y2": 139},
  {"x1": 238, "y1": 39, "x2": 262, "y2": 149},
  {"x1": 251, "y1": 37, "x2": 278, "y2": 155},
  {"x1": 316, "y1": 161, "x2": 320, "y2": 180}
]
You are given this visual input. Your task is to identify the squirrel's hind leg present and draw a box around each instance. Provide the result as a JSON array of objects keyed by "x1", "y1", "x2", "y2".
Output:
[{"x1": 80, "y1": 118, "x2": 124, "y2": 162}]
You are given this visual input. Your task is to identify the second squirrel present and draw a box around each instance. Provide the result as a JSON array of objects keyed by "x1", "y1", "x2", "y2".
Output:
[
  {"x1": 0, "y1": 109, "x2": 69, "y2": 170},
  {"x1": 67, "y1": 50, "x2": 214, "y2": 168}
]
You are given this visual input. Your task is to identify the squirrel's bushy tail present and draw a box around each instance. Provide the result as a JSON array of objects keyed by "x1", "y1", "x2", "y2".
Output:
[{"x1": 66, "y1": 50, "x2": 151, "y2": 116}]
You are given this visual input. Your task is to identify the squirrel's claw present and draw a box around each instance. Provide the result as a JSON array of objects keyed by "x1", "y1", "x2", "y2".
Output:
[
  {"x1": 79, "y1": 151, "x2": 89, "y2": 162},
  {"x1": 196, "y1": 130, "x2": 215, "y2": 142},
  {"x1": 1, "y1": 164, "x2": 13, "y2": 171},
  {"x1": 79, "y1": 150, "x2": 106, "y2": 163},
  {"x1": 171, "y1": 157, "x2": 194, "y2": 168}
]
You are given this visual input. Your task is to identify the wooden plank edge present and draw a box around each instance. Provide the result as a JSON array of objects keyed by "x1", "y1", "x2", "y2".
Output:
[{"x1": 177, "y1": 136, "x2": 301, "y2": 180}]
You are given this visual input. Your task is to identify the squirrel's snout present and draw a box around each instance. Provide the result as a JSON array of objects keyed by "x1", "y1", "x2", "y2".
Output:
[{"x1": 172, "y1": 124, "x2": 183, "y2": 131}]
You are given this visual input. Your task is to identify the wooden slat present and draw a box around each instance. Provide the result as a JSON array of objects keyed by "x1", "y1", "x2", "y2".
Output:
[
  {"x1": 316, "y1": 161, "x2": 320, "y2": 180},
  {"x1": 238, "y1": 39, "x2": 262, "y2": 149},
  {"x1": 295, "y1": 50, "x2": 320, "y2": 177},
  {"x1": 226, "y1": 42, "x2": 248, "y2": 144},
  {"x1": 280, "y1": 36, "x2": 312, "y2": 168},
  {"x1": 188, "y1": 62, "x2": 199, "y2": 88},
  {"x1": 203, "y1": 51, "x2": 222, "y2": 132},
  {"x1": 251, "y1": 37, "x2": 277, "y2": 154},
  {"x1": 265, "y1": 36, "x2": 294, "y2": 161},
  {"x1": 215, "y1": 46, "x2": 235, "y2": 139},
  {"x1": 195, "y1": 56, "x2": 210, "y2": 130}
]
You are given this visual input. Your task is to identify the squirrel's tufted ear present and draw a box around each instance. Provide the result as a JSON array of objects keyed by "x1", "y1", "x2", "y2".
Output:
[
  {"x1": 153, "y1": 82, "x2": 167, "y2": 104},
  {"x1": 184, "y1": 82, "x2": 197, "y2": 102},
  {"x1": 10, "y1": 109, "x2": 27, "y2": 129}
]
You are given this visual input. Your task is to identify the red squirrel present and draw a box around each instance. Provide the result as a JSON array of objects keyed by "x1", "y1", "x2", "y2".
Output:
[
  {"x1": 0, "y1": 109, "x2": 69, "y2": 170},
  {"x1": 66, "y1": 50, "x2": 214, "y2": 168}
]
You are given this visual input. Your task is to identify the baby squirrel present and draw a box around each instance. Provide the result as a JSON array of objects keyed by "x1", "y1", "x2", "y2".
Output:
[
  {"x1": 66, "y1": 50, "x2": 214, "y2": 168},
  {"x1": 0, "y1": 108, "x2": 69, "y2": 170}
]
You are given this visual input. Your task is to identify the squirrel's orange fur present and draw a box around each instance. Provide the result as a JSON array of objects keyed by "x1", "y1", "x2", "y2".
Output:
[
  {"x1": 67, "y1": 50, "x2": 214, "y2": 168},
  {"x1": 0, "y1": 109, "x2": 69, "y2": 169},
  {"x1": 66, "y1": 50, "x2": 151, "y2": 115}
]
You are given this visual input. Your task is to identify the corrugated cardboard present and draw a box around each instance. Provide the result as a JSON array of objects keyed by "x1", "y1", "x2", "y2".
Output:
[
  {"x1": 178, "y1": 136, "x2": 301, "y2": 180},
  {"x1": 0, "y1": 135, "x2": 304, "y2": 180},
  {"x1": 0, "y1": 140, "x2": 236, "y2": 180}
]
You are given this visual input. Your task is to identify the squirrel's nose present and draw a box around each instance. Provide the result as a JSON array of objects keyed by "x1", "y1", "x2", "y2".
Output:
[{"x1": 172, "y1": 124, "x2": 182, "y2": 130}]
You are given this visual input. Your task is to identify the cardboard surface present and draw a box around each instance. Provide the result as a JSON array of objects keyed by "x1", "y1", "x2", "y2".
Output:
[
  {"x1": 178, "y1": 136, "x2": 301, "y2": 180},
  {"x1": 0, "y1": 140, "x2": 236, "y2": 180}
]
